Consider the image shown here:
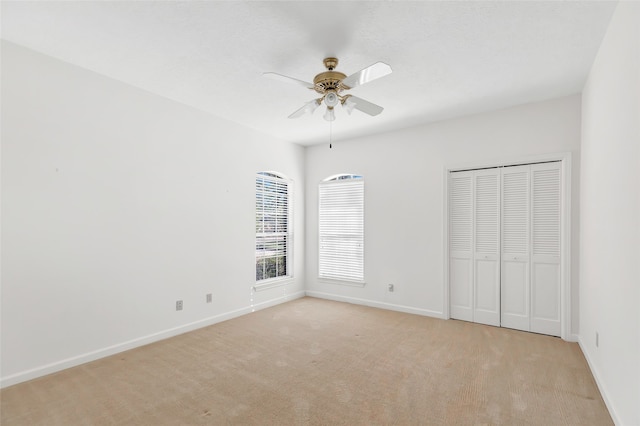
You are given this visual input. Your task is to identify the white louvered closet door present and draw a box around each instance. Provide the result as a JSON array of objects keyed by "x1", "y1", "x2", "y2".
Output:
[
  {"x1": 530, "y1": 163, "x2": 561, "y2": 336},
  {"x1": 473, "y1": 169, "x2": 501, "y2": 326},
  {"x1": 501, "y1": 165, "x2": 531, "y2": 332},
  {"x1": 449, "y1": 171, "x2": 473, "y2": 322},
  {"x1": 450, "y1": 162, "x2": 562, "y2": 336}
]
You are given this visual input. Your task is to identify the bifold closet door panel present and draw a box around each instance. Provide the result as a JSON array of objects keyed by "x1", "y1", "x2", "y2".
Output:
[
  {"x1": 530, "y1": 163, "x2": 562, "y2": 336},
  {"x1": 501, "y1": 165, "x2": 531, "y2": 332},
  {"x1": 449, "y1": 172, "x2": 473, "y2": 321},
  {"x1": 473, "y1": 169, "x2": 500, "y2": 327},
  {"x1": 450, "y1": 162, "x2": 563, "y2": 336}
]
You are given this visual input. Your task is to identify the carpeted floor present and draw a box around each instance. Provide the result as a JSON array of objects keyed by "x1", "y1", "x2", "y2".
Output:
[{"x1": 0, "y1": 297, "x2": 612, "y2": 425}]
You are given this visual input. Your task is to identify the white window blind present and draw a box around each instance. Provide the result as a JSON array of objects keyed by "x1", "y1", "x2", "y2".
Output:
[
  {"x1": 256, "y1": 172, "x2": 291, "y2": 282},
  {"x1": 319, "y1": 176, "x2": 364, "y2": 282}
]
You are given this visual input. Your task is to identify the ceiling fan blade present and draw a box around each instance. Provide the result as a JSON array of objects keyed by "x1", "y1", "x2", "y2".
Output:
[
  {"x1": 288, "y1": 99, "x2": 321, "y2": 119},
  {"x1": 343, "y1": 95, "x2": 384, "y2": 116},
  {"x1": 263, "y1": 72, "x2": 315, "y2": 90},
  {"x1": 341, "y1": 62, "x2": 392, "y2": 89}
]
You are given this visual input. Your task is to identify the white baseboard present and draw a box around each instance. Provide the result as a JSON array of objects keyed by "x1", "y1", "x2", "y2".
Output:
[
  {"x1": 252, "y1": 291, "x2": 306, "y2": 311},
  {"x1": 305, "y1": 291, "x2": 445, "y2": 319},
  {"x1": 0, "y1": 291, "x2": 305, "y2": 389},
  {"x1": 577, "y1": 336, "x2": 620, "y2": 425}
]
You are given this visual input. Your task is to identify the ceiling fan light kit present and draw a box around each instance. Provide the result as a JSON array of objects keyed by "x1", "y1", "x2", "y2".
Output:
[
  {"x1": 342, "y1": 96, "x2": 357, "y2": 115},
  {"x1": 323, "y1": 107, "x2": 336, "y2": 122},
  {"x1": 324, "y1": 91, "x2": 339, "y2": 108},
  {"x1": 264, "y1": 57, "x2": 392, "y2": 122}
]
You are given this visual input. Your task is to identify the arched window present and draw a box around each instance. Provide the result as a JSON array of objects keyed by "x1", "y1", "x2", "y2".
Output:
[
  {"x1": 318, "y1": 174, "x2": 364, "y2": 283},
  {"x1": 256, "y1": 172, "x2": 292, "y2": 282}
]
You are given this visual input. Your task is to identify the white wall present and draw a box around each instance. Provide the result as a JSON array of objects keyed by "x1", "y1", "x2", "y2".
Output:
[
  {"x1": 580, "y1": 2, "x2": 640, "y2": 425},
  {"x1": 0, "y1": 41, "x2": 305, "y2": 387},
  {"x1": 305, "y1": 96, "x2": 581, "y2": 331}
]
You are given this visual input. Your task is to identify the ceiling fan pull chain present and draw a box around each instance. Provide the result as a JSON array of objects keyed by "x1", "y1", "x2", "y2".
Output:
[{"x1": 329, "y1": 119, "x2": 333, "y2": 149}]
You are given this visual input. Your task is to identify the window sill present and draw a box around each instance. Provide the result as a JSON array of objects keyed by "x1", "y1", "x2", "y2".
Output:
[
  {"x1": 318, "y1": 278, "x2": 366, "y2": 288},
  {"x1": 253, "y1": 277, "x2": 294, "y2": 292}
]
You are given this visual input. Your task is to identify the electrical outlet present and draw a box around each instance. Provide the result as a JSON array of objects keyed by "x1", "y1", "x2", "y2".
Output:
[
  {"x1": 176, "y1": 300, "x2": 183, "y2": 311},
  {"x1": 206, "y1": 293, "x2": 212, "y2": 303},
  {"x1": 388, "y1": 284, "x2": 394, "y2": 292},
  {"x1": 596, "y1": 332, "x2": 599, "y2": 348}
]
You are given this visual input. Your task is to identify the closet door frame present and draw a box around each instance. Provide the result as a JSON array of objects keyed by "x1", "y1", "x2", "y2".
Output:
[{"x1": 443, "y1": 152, "x2": 573, "y2": 341}]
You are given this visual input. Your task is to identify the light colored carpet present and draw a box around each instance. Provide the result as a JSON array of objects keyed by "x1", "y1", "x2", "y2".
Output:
[{"x1": 1, "y1": 297, "x2": 612, "y2": 425}]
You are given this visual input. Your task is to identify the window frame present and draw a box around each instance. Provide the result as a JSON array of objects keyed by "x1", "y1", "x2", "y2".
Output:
[
  {"x1": 255, "y1": 172, "x2": 293, "y2": 289},
  {"x1": 318, "y1": 174, "x2": 365, "y2": 285}
]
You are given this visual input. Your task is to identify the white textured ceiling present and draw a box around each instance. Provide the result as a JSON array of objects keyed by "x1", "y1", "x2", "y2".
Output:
[{"x1": 1, "y1": 1, "x2": 617, "y2": 146}]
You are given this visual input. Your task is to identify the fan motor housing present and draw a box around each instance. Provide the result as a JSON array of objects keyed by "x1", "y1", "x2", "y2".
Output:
[{"x1": 313, "y1": 71, "x2": 347, "y2": 94}]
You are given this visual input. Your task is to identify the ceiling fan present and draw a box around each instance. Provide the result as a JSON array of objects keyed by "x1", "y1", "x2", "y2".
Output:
[{"x1": 264, "y1": 57, "x2": 392, "y2": 122}]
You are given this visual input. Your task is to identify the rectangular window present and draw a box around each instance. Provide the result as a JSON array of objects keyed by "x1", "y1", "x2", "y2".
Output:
[
  {"x1": 256, "y1": 173, "x2": 291, "y2": 282},
  {"x1": 318, "y1": 177, "x2": 364, "y2": 282}
]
